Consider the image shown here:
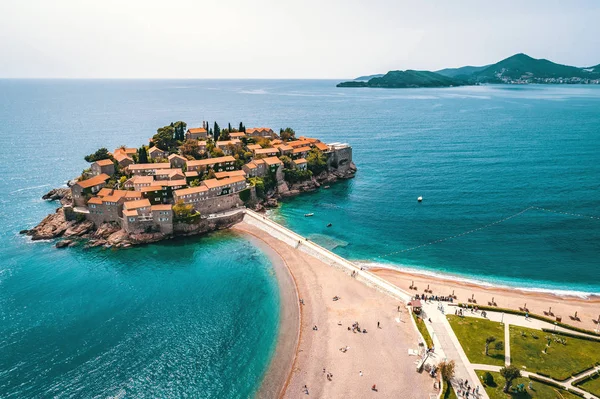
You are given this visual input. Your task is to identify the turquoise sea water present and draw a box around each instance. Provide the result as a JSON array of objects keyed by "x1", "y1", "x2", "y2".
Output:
[{"x1": 1, "y1": 80, "x2": 599, "y2": 396}]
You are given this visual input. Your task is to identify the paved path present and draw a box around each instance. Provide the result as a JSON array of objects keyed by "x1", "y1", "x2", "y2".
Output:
[
  {"x1": 470, "y1": 364, "x2": 599, "y2": 399},
  {"x1": 457, "y1": 307, "x2": 600, "y2": 339},
  {"x1": 504, "y1": 322, "x2": 511, "y2": 366},
  {"x1": 422, "y1": 302, "x2": 490, "y2": 399}
]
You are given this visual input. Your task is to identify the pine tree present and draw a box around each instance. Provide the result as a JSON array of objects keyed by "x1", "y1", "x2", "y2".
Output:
[{"x1": 239, "y1": 122, "x2": 243, "y2": 132}]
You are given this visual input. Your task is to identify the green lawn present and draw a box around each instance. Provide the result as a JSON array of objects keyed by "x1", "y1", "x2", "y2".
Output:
[
  {"x1": 510, "y1": 325, "x2": 600, "y2": 381},
  {"x1": 576, "y1": 372, "x2": 600, "y2": 397},
  {"x1": 413, "y1": 312, "x2": 434, "y2": 348},
  {"x1": 479, "y1": 371, "x2": 581, "y2": 399},
  {"x1": 447, "y1": 315, "x2": 505, "y2": 366},
  {"x1": 442, "y1": 381, "x2": 458, "y2": 399}
]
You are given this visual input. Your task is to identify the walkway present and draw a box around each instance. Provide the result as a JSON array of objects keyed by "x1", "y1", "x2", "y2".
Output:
[
  {"x1": 470, "y1": 364, "x2": 599, "y2": 399},
  {"x1": 422, "y1": 301, "x2": 490, "y2": 399}
]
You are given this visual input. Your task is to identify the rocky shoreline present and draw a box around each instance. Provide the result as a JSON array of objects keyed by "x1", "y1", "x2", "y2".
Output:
[{"x1": 22, "y1": 163, "x2": 357, "y2": 249}]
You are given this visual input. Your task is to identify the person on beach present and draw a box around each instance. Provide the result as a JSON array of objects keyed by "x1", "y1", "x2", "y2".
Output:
[
  {"x1": 377, "y1": 321, "x2": 380, "y2": 328},
  {"x1": 359, "y1": 371, "x2": 363, "y2": 376}
]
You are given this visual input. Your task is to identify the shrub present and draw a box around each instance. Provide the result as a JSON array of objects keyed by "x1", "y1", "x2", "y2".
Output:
[
  {"x1": 239, "y1": 188, "x2": 251, "y2": 203},
  {"x1": 482, "y1": 371, "x2": 494, "y2": 386}
]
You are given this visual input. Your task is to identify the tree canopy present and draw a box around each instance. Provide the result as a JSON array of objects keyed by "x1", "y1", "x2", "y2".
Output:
[
  {"x1": 306, "y1": 148, "x2": 327, "y2": 175},
  {"x1": 500, "y1": 365, "x2": 521, "y2": 393},
  {"x1": 84, "y1": 148, "x2": 111, "y2": 163},
  {"x1": 153, "y1": 125, "x2": 177, "y2": 151},
  {"x1": 173, "y1": 121, "x2": 187, "y2": 141},
  {"x1": 280, "y1": 127, "x2": 296, "y2": 141},
  {"x1": 137, "y1": 146, "x2": 149, "y2": 164}
]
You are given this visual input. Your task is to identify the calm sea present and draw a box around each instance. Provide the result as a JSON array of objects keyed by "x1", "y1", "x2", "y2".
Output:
[{"x1": 1, "y1": 79, "x2": 599, "y2": 397}]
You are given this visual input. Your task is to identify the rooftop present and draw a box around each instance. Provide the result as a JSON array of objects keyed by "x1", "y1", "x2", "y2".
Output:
[
  {"x1": 174, "y1": 186, "x2": 208, "y2": 196},
  {"x1": 76, "y1": 173, "x2": 110, "y2": 189},
  {"x1": 188, "y1": 127, "x2": 207, "y2": 134},
  {"x1": 202, "y1": 175, "x2": 246, "y2": 189},
  {"x1": 215, "y1": 170, "x2": 246, "y2": 179},
  {"x1": 263, "y1": 156, "x2": 283, "y2": 166},
  {"x1": 123, "y1": 199, "x2": 151, "y2": 210},
  {"x1": 186, "y1": 156, "x2": 235, "y2": 167},
  {"x1": 95, "y1": 159, "x2": 114, "y2": 166},
  {"x1": 128, "y1": 163, "x2": 171, "y2": 170}
]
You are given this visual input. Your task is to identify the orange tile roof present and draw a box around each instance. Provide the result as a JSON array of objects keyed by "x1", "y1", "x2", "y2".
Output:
[
  {"x1": 186, "y1": 156, "x2": 235, "y2": 168},
  {"x1": 114, "y1": 152, "x2": 133, "y2": 162},
  {"x1": 87, "y1": 196, "x2": 103, "y2": 205},
  {"x1": 315, "y1": 142, "x2": 329, "y2": 151},
  {"x1": 188, "y1": 127, "x2": 207, "y2": 134},
  {"x1": 123, "y1": 199, "x2": 151, "y2": 210},
  {"x1": 158, "y1": 179, "x2": 187, "y2": 187},
  {"x1": 128, "y1": 163, "x2": 171, "y2": 170},
  {"x1": 246, "y1": 127, "x2": 274, "y2": 134},
  {"x1": 288, "y1": 140, "x2": 310, "y2": 148},
  {"x1": 246, "y1": 144, "x2": 261, "y2": 150},
  {"x1": 76, "y1": 174, "x2": 110, "y2": 189},
  {"x1": 292, "y1": 146, "x2": 311, "y2": 154},
  {"x1": 215, "y1": 170, "x2": 246, "y2": 179},
  {"x1": 123, "y1": 209, "x2": 138, "y2": 217},
  {"x1": 95, "y1": 159, "x2": 114, "y2": 166},
  {"x1": 202, "y1": 175, "x2": 246, "y2": 189},
  {"x1": 174, "y1": 186, "x2": 208, "y2": 196},
  {"x1": 140, "y1": 185, "x2": 163, "y2": 193},
  {"x1": 185, "y1": 171, "x2": 198, "y2": 177},
  {"x1": 128, "y1": 175, "x2": 154, "y2": 184},
  {"x1": 148, "y1": 146, "x2": 166, "y2": 154},
  {"x1": 151, "y1": 204, "x2": 172, "y2": 211},
  {"x1": 243, "y1": 162, "x2": 257, "y2": 169},
  {"x1": 229, "y1": 132, "x2": 246, "y2": 138},
  {"x1": 254, "y1": 148, "x2": 278, "y2": 155},
  {"x1": 263, "y1": 157, "x2": 283, "y2": 166},
  {"x1": 298, "y1": 136, "x2": 320, "y2": 143},
  {"x1": 97, "y1": 188, "x2": 113, "y2": 197},
  {"x1": 114, "y1": 147, "x2": 137, "y2": 155},
  {"x1": 294, "y1": 158, "x2": 307, "y2": 164},
  {"x1": 277, "y1": 145, "x2": 293, "y2": 151}
]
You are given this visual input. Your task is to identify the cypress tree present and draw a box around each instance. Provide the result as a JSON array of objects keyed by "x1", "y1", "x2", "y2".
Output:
[
  {"x1": 228, "y1": 122, "x2": 232, "y2": 132},
  {"x1": 239, "y1": 122, "x2": 243, "y2": 132},
  {"x1": 213, "y1": 122, "x2": 220, "y2": 141},
  {"x1": 138, "y1": 147, "x2": 149, "y2": 164}
]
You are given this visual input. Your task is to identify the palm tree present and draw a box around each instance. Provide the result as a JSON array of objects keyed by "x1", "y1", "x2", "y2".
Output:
[
  {"x1": 500, "y1": 365, "x2": 521, "y2": 393},
  {"x1": 485, "y1": 336, "x2": 496, "y2": 356}
]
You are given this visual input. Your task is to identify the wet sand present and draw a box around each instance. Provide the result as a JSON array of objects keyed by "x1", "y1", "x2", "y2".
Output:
[
  {"x1": 371, "y1": 267, "x2": 600, "y2": 332},
  {"x1": 234, "y1": 222, "x2": 437, "y2": 399}
]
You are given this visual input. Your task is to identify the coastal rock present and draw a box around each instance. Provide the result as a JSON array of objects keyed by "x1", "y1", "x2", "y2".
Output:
[
  {"x1": 27, "y1": 208, "x2": 72, "y2": 240},
  {"x1": 19, "y1": 229, "x2": 29, "y2": 234},
  {"x1": 85, "y1": 239, "x2": 107, "y2": 248},
  {"x1": 128, "y1": 232, "x2": 165, "y2": 244},
  {"x1": 265, "y1": 198, "x2": 278, "y2": 208},
  {"x1": 93, "y1": 222, "x2": 121, "y2": 239},
  {"x1": 56, "y1": 239, "x2": 73, "y2": 248},
  {"x1": 106, "y1": 230, "x2": 130, "y2": 246},
  {"x1": 42, "y1": 188, "x2": 69, "y2": 201},
  {"x1": 64, "y1": 221, "x2": 94, "y2": 237}
]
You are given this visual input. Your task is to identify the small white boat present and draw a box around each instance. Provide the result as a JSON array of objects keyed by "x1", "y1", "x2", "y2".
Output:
[
  {"x1": 417, "y1": 196, "x2": 423, "y2": 202},
  {"x1": 304, "y1": 213, "x2": 314, "y2": 217}
]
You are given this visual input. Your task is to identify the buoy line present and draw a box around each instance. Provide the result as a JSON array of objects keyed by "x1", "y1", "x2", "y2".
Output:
[{"x1": 374, "y1": 205, "x2": 599, "y2": 259}]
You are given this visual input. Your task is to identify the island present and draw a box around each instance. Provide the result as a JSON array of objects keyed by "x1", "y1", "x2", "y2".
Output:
[
  {"x1": 23, "y1": 122, "x2": 356, "y2": 248},
  {"x1": 338, "y1": 53, "x2": 600, "y2": 88}
]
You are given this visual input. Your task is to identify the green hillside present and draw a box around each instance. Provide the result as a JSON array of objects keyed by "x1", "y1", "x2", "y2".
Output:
[
  {"x1": 337, "y1": 70, "x2": 466, "y2": 88},
  {"x1": 436, "y1": 65, "x2": 489, "y2": 78}
]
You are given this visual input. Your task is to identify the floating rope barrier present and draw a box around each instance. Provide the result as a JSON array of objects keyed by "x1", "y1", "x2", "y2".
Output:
[
  {"x1": 374, "y1": 205, "x2": 599, "y2": 259},
  {"x1": 531, "y1": 206, "x2": 600, "y2": 221}
]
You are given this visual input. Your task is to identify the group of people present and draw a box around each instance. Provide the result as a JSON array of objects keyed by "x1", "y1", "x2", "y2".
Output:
[
  {"x1": 349, "y1": 321, "x2": 366, "y2": 334},
  {"x1": 457, "y1": 379, "x2": 480, "y2": 398},
  {"x1": 415, "y1": 293, "x2": 454, "y2": 303}
]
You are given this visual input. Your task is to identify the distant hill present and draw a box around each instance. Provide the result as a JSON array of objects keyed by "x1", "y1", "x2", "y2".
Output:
[
  {"x1": 472, "y1": 53, "x2": 600, "y2": 83},
  {"x1": 436, "y1": 65, "x2": 490, "y2": 79},
  {"x1": 354, "y1": 74, "x2": 384, "y2": 81},
  {"x1": 337, "y1": 70, "x2": 466, "y2": 88},
  {"x1": 338, "y1": 53, "x2": 600, "y2": 88}
]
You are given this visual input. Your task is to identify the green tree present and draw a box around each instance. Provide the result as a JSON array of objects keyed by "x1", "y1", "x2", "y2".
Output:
[
  {"x1": 213, "y1": 122, "x2": 220, "y2": 141},
  {"x1": 482, "y1": 371, "x2": 494, "y2": 386},
  {"x1": 84, "y1": 147, "x2": 111, "y2": 162},
  {"x1": 279, "y1": 155, "x2": 292, "y2": 168},
  {"x1": 180, "y1": 139, "x2": 202, "y2": 159},
  {"x1": 239, "y1": 122, "x2": 245, "y2": 132},
  {"x1": 280, "y1": 127, "x2": 296, "y2": 141},
  {"x1": 219, "y1": 129, "x2": 231, "y2": 141},
  {"x1": 248, "y1": 177, "x2": 265, "y2": 198},
  {"x1": 173, "y1": 200, "x2": 195, "y2": 219},
  {"x1": 137, "y1": 147, "x2": 149, "y2": 164},
  {"x1": 306, "y1": 148, "x2": 327, "y2": 175},
  {"x1": 190, "y1": 179, "x2": 201, "y2": 187},
  {"x1": 153, "y1": 125, "x2": 176, "y2": 151},
  {"x1": 173, "y1": 121, "x2": 187, "y2": 141},
  {"x1": 500, "y1": 365, "x2": 521, "y2": 393},
  {"x1": 485, "y1": 336, "x2": 496, "y2": 356},
  {"x1": 438, "y1": 360, "x2": 456, "y2": 383}
]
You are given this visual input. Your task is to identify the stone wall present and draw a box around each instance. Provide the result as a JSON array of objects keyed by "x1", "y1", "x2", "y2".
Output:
[
  {"x1": 326, "y1": 146, "x2": 353, "y2": 173},
  {"x1": 173, "y1": 211, "x2": 243, "y2": 236},
  {"x1": 242, "y1": 210, "x2": 411, "y2": 303},
  {"x1": 192, "y1": 192, "x2": 244, "y2": 215}
]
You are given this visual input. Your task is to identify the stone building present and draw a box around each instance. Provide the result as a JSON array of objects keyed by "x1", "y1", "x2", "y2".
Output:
[{"x1": 91, "y1": 159, "x2": 115, "y2": 176}]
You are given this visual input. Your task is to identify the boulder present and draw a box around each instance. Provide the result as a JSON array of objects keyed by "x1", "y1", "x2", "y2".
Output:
[
  {"x1": 42, "y1": 188, "x2": 70, "y2": 201},
  {"x1": 27, "y1": 208, "x2": 73, "y2": 240},
  {"x1": 94, "y1": 223, "x2": 121, "y2": 239},
  {"x1": 64, "y1": 221, "x2": 94, "y2": 237},
  {"x1": 55, "y1": 239, "x2": 73, "y2": 248}
]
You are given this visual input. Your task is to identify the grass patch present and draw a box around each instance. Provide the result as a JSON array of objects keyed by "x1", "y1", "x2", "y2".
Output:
[
  {"x1": 510, "y1": 325, "x2": 600, "y2": 381},
  {"x1": 412, "y1": 312, "x2": 434, "y2": 348},
  {"x1": 447, "y1": 315, "x2": 505, "y2": 366},
  {"x1": 480, "y1": 371, "x2": 581, "y2": 399},
  {"x1": 575, "y1": 372, "x2": 600, "y2": 397},
  {"x1": 442, "y1": 381, "x2": 458, "y2": 399}
]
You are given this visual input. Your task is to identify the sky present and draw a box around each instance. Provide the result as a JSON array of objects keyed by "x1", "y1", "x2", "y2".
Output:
[{"x1": 1, "y1": 0, "x2": 600, "y2": 79}]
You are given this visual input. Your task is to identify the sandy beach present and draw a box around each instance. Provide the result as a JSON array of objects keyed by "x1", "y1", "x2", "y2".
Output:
[
  {"x1": 234, "y1": 222, "x2": 437, "y2": 399},
  {"x1": 371, "y1": 267, "x2": 600, "y2": 332}
]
